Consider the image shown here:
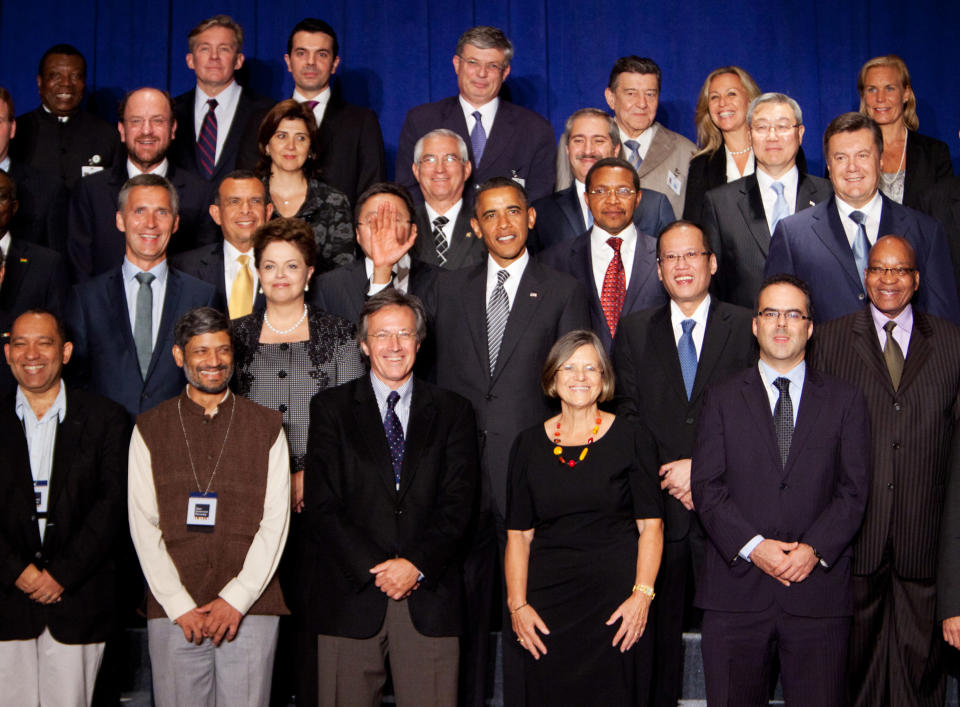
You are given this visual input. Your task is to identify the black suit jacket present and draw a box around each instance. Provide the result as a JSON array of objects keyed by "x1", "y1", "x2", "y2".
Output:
[
  {"x1": 0, "y1": 387, "x2": 128, "y2": 643},
  {"x1": 810, "y1": 308, "x2": 960, "y2": 580},
  {"x1": 692, "y1": 364, "x2": 871, "y2": 616},
  {"x1": 396, "y1": 96, "x2": 556, "y2": 204},
  {"x1": 424, "y1": 259, "x2": 590, "y2": 516},
  {"x1": 702, "y1": 171, "x2": 832, "y2": 308},
  {"x1": 902, "y1": 131, "x2": 953, "y2": 210},
  {"x1": 67, "y1": 160, "x2": 217, "y2": 280},
  {"x1": 65, "y1": 267, "x2": 217, "y2": 420},
  {"x1": 170, "y1": 87, "x2": 273, "y2": 184},
  {"x1": 303, "y1": 376, "x2": 478, "y2": 638},
  {"x1": 7, "y1": 160, "x2": 68, "y2": 254},
  {"x1": 918, "y1": 175, "x2": 960, "y2": 302},
  {"x1": 539, "y1": 228, "x2": 667, "y2": 352},
  {"x1": 411, "y1": 203, "x2": 486, "y2": 269},
  {"x1": 10, "y1": 107, "x2": 122, "y2": 190},
  {"x1": 529, "y1": 184, "x2": 676, "y2": 254},
  {"x1": 612, "y1": 299, "x2": 757, "y2": 541},
  {"x1": 765, "y1": 194, "x2": 960, "y2": 324}
]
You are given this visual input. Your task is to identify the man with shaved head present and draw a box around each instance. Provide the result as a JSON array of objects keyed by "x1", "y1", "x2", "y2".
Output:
[
  {"x1": 68, "y1": 87, "x2": 216, "y2": 281},
  {"x1": 811, "y1": 235, "x2": 960, "y2": 706}
]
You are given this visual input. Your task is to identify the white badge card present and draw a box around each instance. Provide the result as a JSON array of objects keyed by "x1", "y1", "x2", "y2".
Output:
[
  {"x1": 34, "y1": 480, "x2": 49, "y2": 513},
  {"x1": 186, "y1": 492, "x2": 218, "y2": 530},
  {"x1": 666, "y1": 169, "x2": 683, "y2": 196}
]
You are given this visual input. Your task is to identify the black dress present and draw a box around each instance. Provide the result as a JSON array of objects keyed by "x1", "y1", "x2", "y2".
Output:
[{"x1": 506, "y1": 416, "x2": 663, "y2": 706}]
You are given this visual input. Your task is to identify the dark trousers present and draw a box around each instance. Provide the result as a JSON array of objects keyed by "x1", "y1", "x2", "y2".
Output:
[
  {"x1": 849, "y1": 557, "x2": 945, "y2": 707},
  {"x1": 702, "y1": 604, "x2": 849, "y2": 706}
]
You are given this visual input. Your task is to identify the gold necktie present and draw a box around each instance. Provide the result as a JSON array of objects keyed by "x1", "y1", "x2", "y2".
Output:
[{"x1": 229, "y1": 254, "x2": 253, "y2": 318}]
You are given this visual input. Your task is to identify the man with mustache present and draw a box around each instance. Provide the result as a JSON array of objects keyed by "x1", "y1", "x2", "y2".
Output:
[
  {"x1": 67, "y1": 87, "x2": 217, "y2": 281},
  {"x1": 129, "y1": 305, "x2": 290, "y2": 707},
  {"x1": 531, "y1": 108, "x2": 674, "y2": 253}
]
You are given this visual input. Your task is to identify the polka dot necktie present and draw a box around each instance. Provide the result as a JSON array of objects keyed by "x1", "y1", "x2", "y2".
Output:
[
  {"x1": 384, "y1": 391, "x2": 405, "y2": 490},
  {"x1": 600, "y1": 237, "x2": 626, "y2": 337}
]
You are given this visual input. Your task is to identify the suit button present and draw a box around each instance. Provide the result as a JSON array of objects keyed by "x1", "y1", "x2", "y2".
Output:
[
  {"x1": 278, "y1": 370, "x2": 287, "y2": 379},
  {"x1": 887, "y1": 482, "x2": 895, "y2": 490},
  {"x1": 858, "y1": 293, "x2": 865, "y2": 300},
  {"x1": 280, "y1": 343, "x2": 289, "y2": 351},
  {"x1": 34, "y1": 551, "x2": 42, "y2": 560},
  {"x1": 30, "y1": 514, "x2": 37, "y2": 521},
  {"x1": 279, "y1": 404, "x2": 288, "y2": 413},
  {"x1": 685, "y1": 417, "x2": 695, "y2": 425},
  {"x1": 485, "y1": 394, "x2": 494, "y2": 401},
  {"x1": 894, "y1": 402, "x2": 903, "y2": 411},
  {"x1": 779, "y1": 483, "x2": 788, "y2": 490},
  {"x1": 892, "y1": 442, "x2": 901, "y2": 450},
  {"x1": 395, "y1": 508, "x2": 404, "y2": 516}
]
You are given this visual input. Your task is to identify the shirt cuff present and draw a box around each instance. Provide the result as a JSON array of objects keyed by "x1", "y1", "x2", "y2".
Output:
[{"x1": 739, "y1": 534, "x2": 765, "y2": 562}]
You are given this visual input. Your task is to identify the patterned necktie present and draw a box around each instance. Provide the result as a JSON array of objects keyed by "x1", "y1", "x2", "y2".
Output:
[
  {"x1": 471, "y1": 111, "x2": 487, "y2": 165},
  {"x1": 624, "y1": 139, "x2": 643, "y2": 169},
  {"x1": 770, "y1": 181, "x2": 790, "y2": 231},
  {"x1": 384, "y1": 391, "x2": 405, "y2": 490},
  {"x1": 432, "y1": 215, "x2": 449, "y2": 267},
  {"x1": 197, "y1": 98, "x2": 218, "y2": 179},
  {"x1": 229, "y1": 254, "x2": 253, "y2": 319},
  {"x1": 487, "y1": 269, "x2": 510, "y2": 374},
  {"x1": 773, "y1": 377, "x2": 793, "y2": 467},
  {"x1": 678, "y1": 319, "x2": 697, "y2": 399},
  {"x1": 600, "y1": 237, "x2": 626, "y2": 337},
  {"x1": 134, "y1": 272, "x2": 156, "y2": 379},
  {"x1": 883, "y1": 320, "x2": 905, "y2": 391},
  {"x1": 849, "y1": 210, "x2": 870, "y2": 290}
]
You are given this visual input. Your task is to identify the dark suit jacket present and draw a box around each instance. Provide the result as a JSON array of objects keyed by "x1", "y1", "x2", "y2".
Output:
[
  {"x1": 539, "y1": 228, "x2": 668, "y2": 352},
  {"x1": 170, "y1": 86, "x2": 273, "y2": 184},
  {"x1": 303, "y1": 376, "x2": 478, "y2": 638},
  {"x1": 7, "y1": 160, "x2": 68, "y2": 254},
  {"x1": 67, "y1": 160, "x2": 218, "y2": 280},
  {"x1": 612, "y1": 299, "x2": 757, "y2": 542},
  {"x1": 903, "y1": 131, "x2": 953, "y2": 210},
  {"x1": 765, "y1": 194, "x2": 960, "y2": 324},
  {"x1": 691, "y1": 365, "x2": 871, "y2": 617},
  {"x1": 810, "y1": 308, "x2": 960, "y2": 579},
  {"x1": 65, "y1": 267, "x2": 217, "y2": 419},
  {"x1": 702, "y1": 171, "x2": 832, "y2": 308},
  {"x1": 168, "y1": 241, "x2": 266, "y2": 314},
  {"x1": 10, "y1": 107, "x2": 122, "y2": 190},
  {"x1": 683, "y1": 145, "x2": 809, "y2": 225},
  {"x1": 411, "y1": 203, "x2": 486, "y2": 269},
  {"x1": 529, "y1": 184, "x2": 675, "y2": 254},
  {"x1": 0, "y1": 387, "x2": 128, "y2": 643},
  {"x1": 917, "y1": 175, "x2": 960, "y2": 302},
  {"x1": 423, "y1": 258, "x2": 590, "y2": 516},
  {"x1": 396, "y1": 96, "x2": 556, "y2": 204}
]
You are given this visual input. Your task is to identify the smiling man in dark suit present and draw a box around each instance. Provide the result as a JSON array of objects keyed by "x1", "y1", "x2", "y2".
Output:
[
  {"x1": 396, "y1": 26, "x2": 556, "y2": 204},
  {"x1": 702, "y1": 93, "x2": 832, "y2": 308},
  {"x1": 305, "y1": 288, "x2": 477, "y2": 707},
  {"x1": 0, "y1": 309, "x2": 127, "y2": 706},
  {"x1": 540, "y1": 156, "x2": 667, "y2": 352},
  {"x1": 765, "y1": 112, "x2": 960, "y2": 324},
  {"x1": 810, "y1": 235, "x2": 960, "y2": 707},
  {"x1": 65, "y1": 174, "x2": 216, "y2": 420},
  {"x1": 68, "y1": 88, "x2": 217, "y2": 281},
  {"x1": 424, "y1": 176, "x2": 589, "y2": 706},
  {"x1": 692, "y1": 274, "x2": 870, "y2": 706},
  {"x1": 612, "y1": 220, "x2": 756, "y2": 706},
  {"x1": 169, "y1": 15, "x2": 273, "y2": 185},
  {"x1": 531, "y1": 108, "x2": 675, "y2": 254}
]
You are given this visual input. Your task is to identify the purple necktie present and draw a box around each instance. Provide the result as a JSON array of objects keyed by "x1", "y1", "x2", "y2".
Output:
[{"x1": 197, "y1": 98, "x2": 218, "y2": 179}]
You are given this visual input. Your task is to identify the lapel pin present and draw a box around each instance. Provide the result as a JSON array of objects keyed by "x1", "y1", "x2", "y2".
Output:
[
  {"x1": 19, "y1": 258, "x2": 28, "y2": 263},
  {"x1": 529, "y1": 292, "x2": 538, "y2": 298},
  {"x1": 809, "y1": 200, "x2": 816, "y2": 206},
  {"x1": 466, "y1": 231, "x2": 473, "y2": 238}
]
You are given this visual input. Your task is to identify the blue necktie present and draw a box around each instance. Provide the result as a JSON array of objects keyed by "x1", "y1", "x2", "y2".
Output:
[
  {"x1": 849, "y1": 210, "x2": 870, "y2": 290},
  {"x1": 384, "y1": 391, "x2": 404, "y2": 490},
  {"x1": 770, "y1": 181, "x2": 789, "y2": 231},
  {"x1": 624, "y1": 139, "x2": 642, "y2": 169},
  {"x1": 678, "y1": 319, "x2": 697, "y2": 399},
  {"x1": 470, "y1": 111, "x2": 487, "y2": 165}
]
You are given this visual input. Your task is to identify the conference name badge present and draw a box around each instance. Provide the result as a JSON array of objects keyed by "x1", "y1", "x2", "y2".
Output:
[
  {"x1": 666, "y1": 169, "x2": 682, "y2": 196},
  {"x1": 187, "y1": 492, "x2": 218, "y2": 531},
  {"x1": 34, "y1": 480, "x2": 49, "y2": 513}
]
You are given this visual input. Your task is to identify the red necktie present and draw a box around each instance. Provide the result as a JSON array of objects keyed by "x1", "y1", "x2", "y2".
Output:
[{"x1": 600, "y1": 237, "x2": 625, "y2": 337}]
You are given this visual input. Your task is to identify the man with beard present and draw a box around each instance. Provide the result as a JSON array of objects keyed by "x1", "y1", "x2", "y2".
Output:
[
  {"x1": 68, "y1": 87, "x2": 216, "y2": 281},
  {"x1": 129, "y1": 306, "x2": 290, "y2": 707}
]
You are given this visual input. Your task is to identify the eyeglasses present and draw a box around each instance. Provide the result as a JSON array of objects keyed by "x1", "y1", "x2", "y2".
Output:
[
  {"x1": 418, "y1": 154, "x2": 464, "y2": 166},
  {"x1": 369, "y1": 330, "x2": 417, "y2": 342},
  {"x1": 750, "y1": 122, "x2": 798, "y2": 135},
  {"x1": 587, "y1": 186, "x2": 636, "y2": 198},
  {"x1": 866, "y1": 266, "x2": 916, "y2": 277},
  {"x1": 757, "y1": 308, "x2": 810, "y2": 322},
  {"x1": 460, "y1": 57, "x2": 505, "y2": 74},
  {"x1": 658, "y1": 251, "x2": 711, "y2": 264},
  {"x1": 558, "y1": 363, "x2": 602, "y2": 376},
  {"x1": 124, "y1": 117, "x2": 171, "y2": 130}
]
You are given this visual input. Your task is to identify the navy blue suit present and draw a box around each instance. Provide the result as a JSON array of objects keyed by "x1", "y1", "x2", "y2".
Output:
[
  {"x1": 765, "y1": 194, "x2": 960, "y2": 324},
  {"x1": 529, "y1": 184, "x2": 675, "y2": 253},
  {"x1": 65, "y1": 267, "x2": 217, "y2": 419}
]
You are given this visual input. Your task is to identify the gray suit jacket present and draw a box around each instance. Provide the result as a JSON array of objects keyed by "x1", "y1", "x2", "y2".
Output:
[{"x1": 633, "y1": 122, "x2": 696, "y2": 217}]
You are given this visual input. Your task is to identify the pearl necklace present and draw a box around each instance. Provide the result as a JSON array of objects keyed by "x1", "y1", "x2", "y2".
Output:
[
  {"x1": 263, "y1": 304, "x2": 308, "y2": 335},
  {"x1": 728, "y1": 145, "x2": 752, "y2": 156}
]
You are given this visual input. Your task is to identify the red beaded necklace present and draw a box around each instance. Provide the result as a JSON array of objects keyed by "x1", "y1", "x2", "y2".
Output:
[{"x1": 553, "y1": 415, "x2": 602, "y2": 467}]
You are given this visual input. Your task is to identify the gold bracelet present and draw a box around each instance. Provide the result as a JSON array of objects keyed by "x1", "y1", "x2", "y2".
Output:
[
  {"x1": 633, "y1": 584, "x2": 655, "y2": 599},
  {"x1": 510, "y1": 602, "x2": 529, "y2": 615}
]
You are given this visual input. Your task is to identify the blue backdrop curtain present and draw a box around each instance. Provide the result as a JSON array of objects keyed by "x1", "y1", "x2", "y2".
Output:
[{"x1": 2, "y1": 0, "x2": 956, "y2": 179}]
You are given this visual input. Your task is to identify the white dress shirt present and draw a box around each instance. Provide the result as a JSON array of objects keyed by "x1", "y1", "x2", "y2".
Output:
[
  {"x1": 127, "y1": 158, "x2": 169, "y2": 178},
  {"x1": 485, "y1": 249, "x2": 529, "y2": 310},
  {"x1": 222, "y1": 239, "x2": 259, "y2": 306},
  {"x1": 294, "y1": 87, "x2": 331, "y2": 128},
  {"x1": 756, "y1": 165, "x2": 799, "y2": 233},
  {"x1": 122, "y1": 257, "x2": 169, "y2": 348},
  {"x1": 0, "y1": 232, "x2": 10, "y2": 260},
  {"x1": 725, "y1": 147, "x2": 755, "y2": 183},
  {"x1": 573, "y1": 179, "x2": 591, "y2": 230},
  {"x1": 836, "y1": 191, "x2": 883, "y2": 248},
  {"x1": 589, "y1": 223, "x2": 637, "y2": 294},
  {"x1": 194, "y1": 80, "x2": 242, "y2": 165},
  {"x1": 424, "y1": 200, "x2": 464, "y2": 250},
  {"x1": 460, "y1": 95, "x2": 499, "y2": 143},
  {"x1": 618, "y1": 122, "x2": 657, "y2": 159},
  {"x1": 669, "y1": 295, "x2": 711, "y2": 358}
]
